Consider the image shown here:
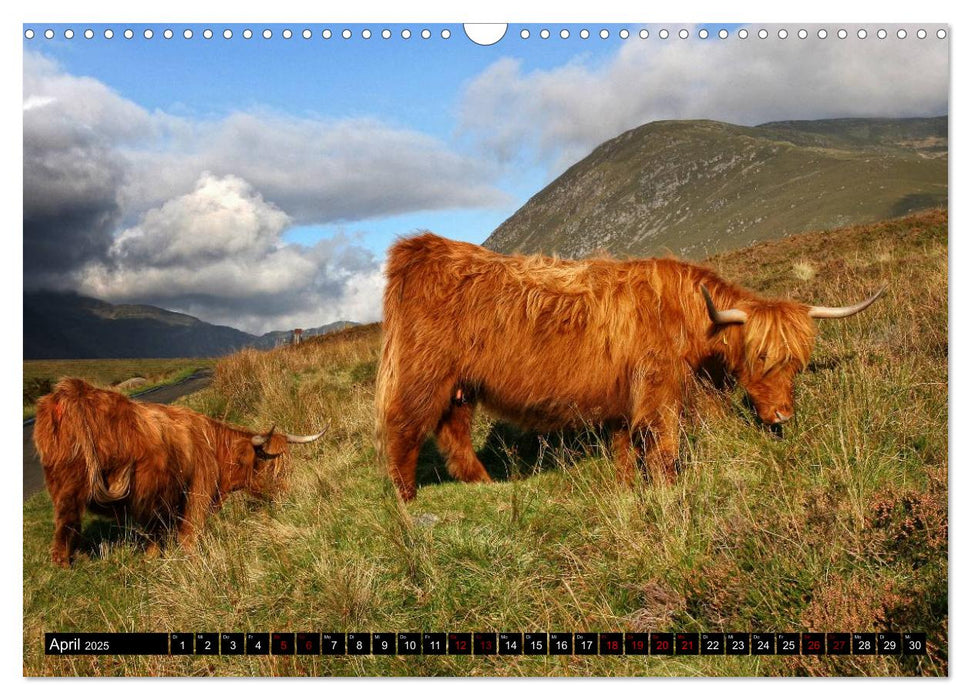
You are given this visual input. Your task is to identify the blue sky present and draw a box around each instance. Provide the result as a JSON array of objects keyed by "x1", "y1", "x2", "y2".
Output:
[{"x1": 23, "y1": 22, "x2": 949, "y2": 332}]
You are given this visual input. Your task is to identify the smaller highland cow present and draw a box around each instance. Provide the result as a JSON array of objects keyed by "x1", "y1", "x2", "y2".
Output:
[{"x1": 33, "y1": 378, "x2": 325, "y2": 566}]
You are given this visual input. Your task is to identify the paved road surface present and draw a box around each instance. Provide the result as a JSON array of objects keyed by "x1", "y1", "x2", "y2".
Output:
[{"x1": 22, "y1": 369, "x2": 214, "y2": 501}]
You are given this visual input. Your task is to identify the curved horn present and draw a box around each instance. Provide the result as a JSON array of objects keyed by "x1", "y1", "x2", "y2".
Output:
[
  {"x1": 701, "y1": 284, "x2": 748, "y2": 325},
  {"x1": 285, "y1": 424, "x2": 329, "y2": 444},
  {"x1": 808, "y1": 286, "x2": 886, "y2": 319},
  {"x1": 251, "y1": 425, "x2": 276, "y2": 447}
]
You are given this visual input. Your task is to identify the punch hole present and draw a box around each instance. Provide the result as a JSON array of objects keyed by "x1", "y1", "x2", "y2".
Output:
[
  {"x1": 263, "y1": 29, "x2": 272, "y2": 39},
  {"x1": 698, "y1": 29, "x2": 708, "y2": 39},
  {"x1": 520, "y1": 29, "x2": 529, "y2": 39},
  {"x1": 798, "y1": 29, "x2": 808, "y2": 39},
  {"x1": 540, "y1": 29, "x2": 550, "y2": 39},
  {"x1": 421, "y1": 29, "x2": 431, "y2": 39},
  {"x1": 302, "y1": 29, "x2": 312, "y2": 39},
  {"x1": 381, "y1": 29, "x2": 390, "y2": 39},
  {"x1": 441, "y1": 29, "x2": 451, "y2": 39},
  {"x1": 464, "y1": 23, "x2": 507, "y2": 46},
  {"x1": 738, "y1": 28, "x2": 748, "y2": 39},
  {"x1": 877, "y1": 29, "x2": 887, "y2": 39},
  {"x1": 600, "y1": 29, "x2": 609, "y2": 39},
  {"x1": 619, "y1": 28, "x2": 630, "y2": 39},
  {"x1": 778, "y1": 29, "x2": 788, "y2": 39},
  {"x1": 363, "y1": 29, "x2": 373, "y2": 39},
  {"x1": 659, "y1": 29, "x2": 669, "y2": 39},
  {"x1": 163, "y1": 29, "x2": 173, "y2": 39},
  {"x1": 817, "y1": 29, "x2": 827, "y2": 39},
  {"x1": 223, "y1": 29, "x2": 232, "y2": 39},
  {"x1": 64, "y1": 29, "x2": 74, "y2": 39},
  {"x1": 243, "y1": 29, "x2": 252, "y2": 39},
  {"x1": 104, "y1": 28, "x2": 113, "y2": 39},
  {"x1": 580, "y1": 29, "x2": 590, "y2": 39},
  {"x1": 858, "y1": 29, "x2": 867, "y2": 39},
  {"x1": 718, "y1": 29, "x2": 728, "y2": 39},
  {"x1": 24, "y1": 28, "x2": 34, "y2": 39},
  {"x1": 758, "y1": 29, "x2": 768, "y2": 39},
  {"x1": 342, "y1": 29, "x2": 352, "y2": 39},
  {"x1": 203, "y1": 29, "x2": 213, "y2": 39},
  {"x1": 44, "y1": 28, "x2": 54, "y2": 39},
  {"x1": 678, "y1": 29, "x2": 688, "y2": 39},
  {"x1": 183, "y1": 29, "x2": 193, "y2": 39},
  {"x1": 917, "y1": 29, "x2": 927, "y2": 39},
  {"x1": 124, "y1": 29, "x2": 133, "y2": 39},
  {"x1": 323, "y1": 29, "x2": 333, "y2": 39},
  {"x1": 143, "y1": 29, "x2": 153, "y2": 39},
  {"x1": 837, "y1": 29, "x2": 847, "y2": 39},
  {"x1": 897, "y1": 29, "x2": 907, "y2": 39},
  {"x1": 401, "y1": 29, "x2": 412, "y2": 39},
  {"x1": 84, "y1": 28, "x2": 93, "y2": 39},
  {"x1": 936, "y1": 29, "x2": 946, "y2": 39},
  {"x1": 560, "y1": 29, "x2": 569, "y2": 39},
  {"x1": 283, "y1": 29, "x2": 293, "y2": 39}
]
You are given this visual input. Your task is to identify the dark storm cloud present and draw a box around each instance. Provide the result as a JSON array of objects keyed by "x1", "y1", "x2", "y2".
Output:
[{"x1": 23, "y1": 52, "x2": 152, "y2": 287}]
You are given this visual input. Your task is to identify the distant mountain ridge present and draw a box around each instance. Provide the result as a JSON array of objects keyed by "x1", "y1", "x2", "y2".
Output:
[
  {"x1": 23, "y1": 291, "x2": 356, "y2": 359},
  {"x1": 484, "y1": 116, "x2": 947, "y2": 259}
]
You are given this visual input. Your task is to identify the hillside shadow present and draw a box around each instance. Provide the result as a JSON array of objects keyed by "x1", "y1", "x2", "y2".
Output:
[
  {"x1": 891, "y1": 193, "x2": 946, "y2": 219},
  {"x1": 414, "y1": 422, "x2": 608, "y2": 489}
]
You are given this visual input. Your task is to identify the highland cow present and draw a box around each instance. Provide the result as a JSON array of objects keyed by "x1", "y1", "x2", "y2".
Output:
[
  {"x1": 33, "y1": 378, "x2": 325, "y2": 566},
  {"x1": 375, "y1": 232, "x2": 883, "y2": 500}
]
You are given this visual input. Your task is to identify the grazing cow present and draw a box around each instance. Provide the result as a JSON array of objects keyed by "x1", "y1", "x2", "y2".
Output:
[
  {"x1": 33, "y1": 378, "x2": 326, "y2": 566},
  {"x1": 375, "y1": 232, "x2": 883, "y2": 500}
]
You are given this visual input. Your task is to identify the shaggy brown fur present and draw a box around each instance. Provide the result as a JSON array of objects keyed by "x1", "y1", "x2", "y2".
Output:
[
  {"x1": 375, "y1": 232, "x2": 859, "y2": 501},
  {"x1": 34, "y1": 378, "x2": 296, "y2": 566}
]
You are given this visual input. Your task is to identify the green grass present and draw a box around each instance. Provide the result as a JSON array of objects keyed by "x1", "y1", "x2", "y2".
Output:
[
  {"x1": 22, "y1": 211, "x2": 947, "y2": 676},
  {"x1": 23, "y1": 358, "x2": 217, "y2": 419}
]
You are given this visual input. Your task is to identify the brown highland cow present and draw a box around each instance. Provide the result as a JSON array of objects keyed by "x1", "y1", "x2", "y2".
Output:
[
  {"x1": 375, "y1": 232, "x2": 883, "y2": 501},
  {"x1": 33, "y1": 378, "x2": 325, "y2": 566}
]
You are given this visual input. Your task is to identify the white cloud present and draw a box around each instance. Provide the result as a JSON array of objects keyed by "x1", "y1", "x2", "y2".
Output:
[
  {"x1": 459, "y1": 25, "x2": 949, "y2": 174},
  {"x1": 78, "y1": 174, "x2": 384, "y2": 334}
]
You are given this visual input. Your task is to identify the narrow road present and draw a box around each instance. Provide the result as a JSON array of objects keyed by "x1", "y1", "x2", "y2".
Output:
[{"x1": 22, "y1": 369, "x2": 214, "y2": 501}]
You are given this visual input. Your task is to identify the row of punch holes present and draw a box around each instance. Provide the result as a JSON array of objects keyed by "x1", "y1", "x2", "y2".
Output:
[{"x1": 24, "y1": 26, "x2": 948, "y2": 42}]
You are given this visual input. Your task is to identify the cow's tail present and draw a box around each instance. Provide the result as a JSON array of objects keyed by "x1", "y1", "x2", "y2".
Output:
[
  {"x1": 375, "y1": 236, "x2": 422, "y2": 467},
  {"x1": 374, "y1": 268, "x2": 402, "y2": 470},
  {"x1": 35, "y1": 379, "x2": 132, "y2": 504}
]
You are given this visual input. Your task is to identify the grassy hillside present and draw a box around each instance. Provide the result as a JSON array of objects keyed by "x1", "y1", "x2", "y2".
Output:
[
  {"x1": 23, "y1": 211, "x2": 947, "y2": 676},
  {"x1": 484, "y1": 118, "x2": 947, "y2": 260}
]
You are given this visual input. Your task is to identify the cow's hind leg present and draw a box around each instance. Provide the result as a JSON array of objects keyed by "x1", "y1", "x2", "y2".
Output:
[
  {"x1": 434, "y1": 401, "x2": 491, "y2": 484},
  {"x1": 50, "y1": 493, "x2": 83, "y2": 567},
  {"x1": 386, "y1": 425, "x2": 423, "y2": 501}
]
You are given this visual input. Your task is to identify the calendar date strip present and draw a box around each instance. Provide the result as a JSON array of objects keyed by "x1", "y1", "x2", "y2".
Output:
[{"x1": 45, "y1": 631, "x2": 928, "y2": 656}]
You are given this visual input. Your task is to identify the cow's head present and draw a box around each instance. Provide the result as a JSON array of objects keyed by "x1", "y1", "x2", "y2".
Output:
[
  {"x1": 247, "y1": 425, "x2": 327, "y2": 497},
  {"x1": 702, "y1": 285, "x2": 884, "y2": 427}
]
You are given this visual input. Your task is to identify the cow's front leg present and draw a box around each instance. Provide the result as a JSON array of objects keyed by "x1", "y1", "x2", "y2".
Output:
[
  {"x1": 611, "y1": 426, "x2": 636, "y2": 486},
  {"x1": 643, "y1": 404, "x2": 681, "y2": 484},
  {"x1": 177, "y1": 483, "x2": 211, "y2": 551}
]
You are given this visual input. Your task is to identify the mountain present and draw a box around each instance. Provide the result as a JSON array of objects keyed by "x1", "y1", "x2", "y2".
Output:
[
  {"x1": 248, "y1": 321, "x2": 359, "y2": 350},
  {"x1": 483, "y1": 117, "x2": 947, "y2": 259},
  {"x1": 23, "y1": 291, "x2": 356, "y2": 359}
]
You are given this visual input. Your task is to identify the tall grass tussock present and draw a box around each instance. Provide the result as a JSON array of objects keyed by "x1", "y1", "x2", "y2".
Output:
[{"x1": 23, "y1": 211, "x2": 947, "y2": 676}]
